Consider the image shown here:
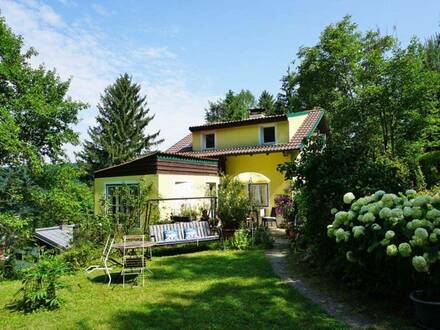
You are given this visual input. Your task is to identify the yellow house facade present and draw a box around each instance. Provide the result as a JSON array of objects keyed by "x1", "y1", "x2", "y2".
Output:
[
  {"x1": 93, "y1": 108, "x2": 326, "y2": 223},
  {"x1": 167, "y1": 108, "x2": 326, "y2": 214}
]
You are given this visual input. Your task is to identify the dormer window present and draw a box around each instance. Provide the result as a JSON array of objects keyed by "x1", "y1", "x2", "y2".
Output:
[
  {"x1": 260, "y1": 126, "x2": 276, "y2": 144},
  {"x1": 203, "y1": 132, "x2": 215, "y2": 149}
]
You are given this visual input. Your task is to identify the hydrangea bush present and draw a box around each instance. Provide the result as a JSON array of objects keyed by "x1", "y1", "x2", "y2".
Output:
[{"x1": 328, "y1": 190, "x2": 440, "y2": 298}]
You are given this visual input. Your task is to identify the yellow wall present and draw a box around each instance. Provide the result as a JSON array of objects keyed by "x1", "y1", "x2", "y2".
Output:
[
  {"x1": 94, "y1": 173, "x2": 219, "y2": 222},
  {"x1": 157, "y1": 174, "x2": 219, "y2": 199},
  {"x1": 225, "y1": 151, "x2": 298, "y2": 213},
  {"x1": 94, "y1": 175, "x2": 158, "y2": 214},
  {"x1": 192, "y1": 120, "x2": 289, "y2": 151},
  {"x1": 156, "y1": 174, "x2": 220, "y2": 221}
]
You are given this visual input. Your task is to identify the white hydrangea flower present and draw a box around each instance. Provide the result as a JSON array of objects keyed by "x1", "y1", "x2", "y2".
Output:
[{"x1": 343, "y1": 192, "x2": 355, "y2": 204}]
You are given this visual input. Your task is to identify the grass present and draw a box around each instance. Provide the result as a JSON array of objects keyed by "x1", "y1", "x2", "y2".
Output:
[
  {"x1": 0, "y1": 249, "x2": 347, "y2": 330},
  {"x1": 286, "y1": 249, "x2": 417, "y2": 330}
]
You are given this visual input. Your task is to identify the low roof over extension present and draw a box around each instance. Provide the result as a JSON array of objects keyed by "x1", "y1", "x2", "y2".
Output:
[
  {"x1": 94, "y1": 152, "x2": 219, "y2": 178},
  {"x1": 167, "y1": 109, "x2": 327, "y2": 157}
]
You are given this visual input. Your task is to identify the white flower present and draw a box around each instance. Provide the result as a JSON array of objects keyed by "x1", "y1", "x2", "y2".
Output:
[{"x1": 343, "y1": 192, "x2": 355, "y2": 204}]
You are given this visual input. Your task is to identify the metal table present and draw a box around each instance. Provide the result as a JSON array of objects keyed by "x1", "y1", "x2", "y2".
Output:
[{"x1": 112, "y1": 241, "x2": 156, "y2": 250}]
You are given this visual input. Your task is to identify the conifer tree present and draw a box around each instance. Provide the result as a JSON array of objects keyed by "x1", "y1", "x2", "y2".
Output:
[
  {"x1": 275, "y1": 66, "x2": 301, "y2": 113},
  {"x1": 257, "y1": 90, "x2": 276, "y2": 115},
  {"x1": 78, "y1": 74, "x2": 163, "y2": 176}
]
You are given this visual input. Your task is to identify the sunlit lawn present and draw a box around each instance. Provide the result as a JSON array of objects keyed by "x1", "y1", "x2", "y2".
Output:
[{"x1": 0, "y1": 249, "x2": 347, "y2": 330}]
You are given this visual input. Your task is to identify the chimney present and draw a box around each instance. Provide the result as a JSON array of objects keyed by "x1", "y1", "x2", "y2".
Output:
[{"x1": 248, "y1": 108, "x2": 266, "y2": 119}]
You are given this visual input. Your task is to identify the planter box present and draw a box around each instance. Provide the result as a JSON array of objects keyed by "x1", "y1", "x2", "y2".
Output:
[
  {"x1": 171, "y1": 216, "x2": 191, "y2": 222},
  {"x1": 410, "y1": 290, "x2": 440, "y2": 330}
]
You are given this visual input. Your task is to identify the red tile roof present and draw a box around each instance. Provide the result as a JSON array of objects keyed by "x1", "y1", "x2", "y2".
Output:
[
  {"x1": 166, "y1": 133, "x2": 192, "y2": 153},
  {"x1": 167, "y1": 109, "x2": 325, "y2": 157}
]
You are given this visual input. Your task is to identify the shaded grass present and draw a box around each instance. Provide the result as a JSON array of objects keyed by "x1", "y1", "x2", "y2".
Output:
[
  {"x1": 0, "y1": 249, "x2": 347, "y2": 330},
  {"x1": 286, "y1": 249, "x2": 417, "y2": 330}
]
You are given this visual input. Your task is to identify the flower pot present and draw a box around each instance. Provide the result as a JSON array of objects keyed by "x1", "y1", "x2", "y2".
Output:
[{"x1": 410, "y1": 290, "x2": 440, "y2": 330}]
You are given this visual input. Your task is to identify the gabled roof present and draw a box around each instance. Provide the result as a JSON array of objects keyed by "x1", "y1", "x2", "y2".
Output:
[
  {"x1": 166, "y1": 133, "x2": 192, "y2": 153},
  {"x1": 168, "y1": 109, "x2": 325, "y2": 157},
  {"x1": 189, "y1": 114, "x2": 287, "y2": 132}
]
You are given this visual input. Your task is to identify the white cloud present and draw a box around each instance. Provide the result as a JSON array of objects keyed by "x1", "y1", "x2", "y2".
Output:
[
  {"x1": 0, "y1": 0, "x2": 215, "y2": 159},
  {"x1": 142, "y1": 47, "x2": 177, "y2": 59},
  {"x1": 91, "y1": 3, "x2": 113, "y2": 17},
  {"x1": 38, "y1": 3, "x2": 64, "y2": 27}
]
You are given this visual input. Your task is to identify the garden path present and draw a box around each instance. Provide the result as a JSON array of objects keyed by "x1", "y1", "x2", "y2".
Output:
[{"x1": 266, "y1": 233, "x2": 375, "y2": 329}]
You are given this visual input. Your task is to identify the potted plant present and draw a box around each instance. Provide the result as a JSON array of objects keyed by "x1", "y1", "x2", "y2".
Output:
[
  {"x1": 327, "y1": 190, "x2": 440, "y2": 329},
  {"x1": 217, "y1": 175, "x2": 251, "y2": 235},
  {"x1": 274, "y1": 194, "x2": 296, "y2": 237}
]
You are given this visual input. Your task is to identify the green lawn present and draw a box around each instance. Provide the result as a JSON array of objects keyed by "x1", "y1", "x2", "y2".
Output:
[{"x1": 0, "y1": 249, "x2": 347, "y2": 330}]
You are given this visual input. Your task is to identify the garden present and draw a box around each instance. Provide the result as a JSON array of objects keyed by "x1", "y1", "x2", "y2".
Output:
[{"x1": 1, "y1": 9, "x2": 440, "y2": 330}]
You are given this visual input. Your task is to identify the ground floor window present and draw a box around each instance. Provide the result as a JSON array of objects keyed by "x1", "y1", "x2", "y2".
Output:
[
  {"x1": 105, "y1": 183, "x2": 140, "y2": 228},
  {"x1": 206, "y1": 182, "x2": 217, "y2": 196},
  {"x1": 248, "y1": 183, "x2": 269, "y2": 207}
]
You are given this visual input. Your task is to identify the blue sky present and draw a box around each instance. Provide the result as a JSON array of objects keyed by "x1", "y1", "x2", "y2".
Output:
[{"x1": 1, "y1": 0, "x2": 439, "y2": 157}]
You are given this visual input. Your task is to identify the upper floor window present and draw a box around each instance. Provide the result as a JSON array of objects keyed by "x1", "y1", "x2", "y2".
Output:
[
  {"x1": 261, "y1": 126, "x2": 276, "y2": 144},
  {"x1": 203, "y1": 133, "x2": 215, "y2": 149}
]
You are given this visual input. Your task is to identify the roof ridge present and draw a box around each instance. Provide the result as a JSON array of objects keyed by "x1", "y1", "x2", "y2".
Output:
[{"x1": 189, "y1": 113, "x2": 287, "y2": 132}]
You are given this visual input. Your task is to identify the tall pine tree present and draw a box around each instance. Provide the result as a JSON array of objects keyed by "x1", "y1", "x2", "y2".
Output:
[
  {"x1": 257, "y1": 90, "x2": 276, "y2": 115},
  {"x1": 276, "y1": 66, "x2": 301, "y2": 113},
  {"x1": 78, "y1": 74, "x2": 163, "y2": 176}
]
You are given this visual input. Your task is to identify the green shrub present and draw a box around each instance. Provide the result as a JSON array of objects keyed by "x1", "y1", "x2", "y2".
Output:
[
  {"x1": 231, "y1": 229, "x2": 252, "y2": 250},
  {"x1": 278, "y1": 136, "x2": 411, "y2": 262},
  {"x1": 329, "y1": 190, "x2": 440, "y2": 298},
  {"x1": 0, "y1": 213, "x2": 33, "y2": 279},
  {"x1": 0, "y1": 164, "x2": 93, "y2": 229},
  {"x1": 252, "y1": 227, "x2": 274, "y2": 249},
  {"x1": 12, "y1": 254, "x2": 67, "y2": 312},
  {"x1": 74, "y1": 213, "x2": 113, "y2": 244},
  {"x1": 61, "y1": 243, "x2": 100, "y2": 271},
  {"x1": 217, "y1": 175, "x2": 252, "y2": 229},
  {"x1": 418, "y1": 151, "x2": 440, "y2": 188}
]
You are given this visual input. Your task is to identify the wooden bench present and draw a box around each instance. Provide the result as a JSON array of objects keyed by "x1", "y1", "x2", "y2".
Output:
[{"x1": 148, "y1": 221, "x2": 221, "y2": 246}]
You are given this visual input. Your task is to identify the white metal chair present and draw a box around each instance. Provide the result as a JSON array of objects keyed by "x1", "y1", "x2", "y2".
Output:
[
  {"x1": 86, "y1": 235, "x2": 114, "y2": 286},
  {"x1": 121, "y1": 235, "x2": 147, "y2": 287}
]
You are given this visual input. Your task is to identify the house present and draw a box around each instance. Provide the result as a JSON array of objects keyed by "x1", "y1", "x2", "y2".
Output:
[{"x1": 93, "y1": 108, "x2": 327, "y2": 223}]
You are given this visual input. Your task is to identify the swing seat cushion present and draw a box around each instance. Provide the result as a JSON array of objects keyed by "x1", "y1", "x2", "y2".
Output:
[{"x1": 163, "y1": 230, "x2": 178, "y2": 241}]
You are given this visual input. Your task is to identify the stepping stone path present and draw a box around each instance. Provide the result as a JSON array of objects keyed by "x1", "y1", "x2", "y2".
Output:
[{"x1": 266, "y1": 234, "x2": 375, "y2": 329}]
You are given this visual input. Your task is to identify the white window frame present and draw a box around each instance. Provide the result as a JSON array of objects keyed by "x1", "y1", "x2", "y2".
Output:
[
  {"x1": 201, "y1": 131, "x2": 216, "y2": 150},
  {"x1": 206, "y1": 182, "x2": 217, "y2": 196},
  {"x1": 259, "y1": 124, "x2": 277, "y2": 145},
  {"x1": 104, "y1": 181, "x2": 140, "y2": 228},
  {"x1": 248, "y1": 183, "x2": 270, "y2": 207},
  {"x1": 104, "y1": 180, "x2": 139, "y2": 197}
]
